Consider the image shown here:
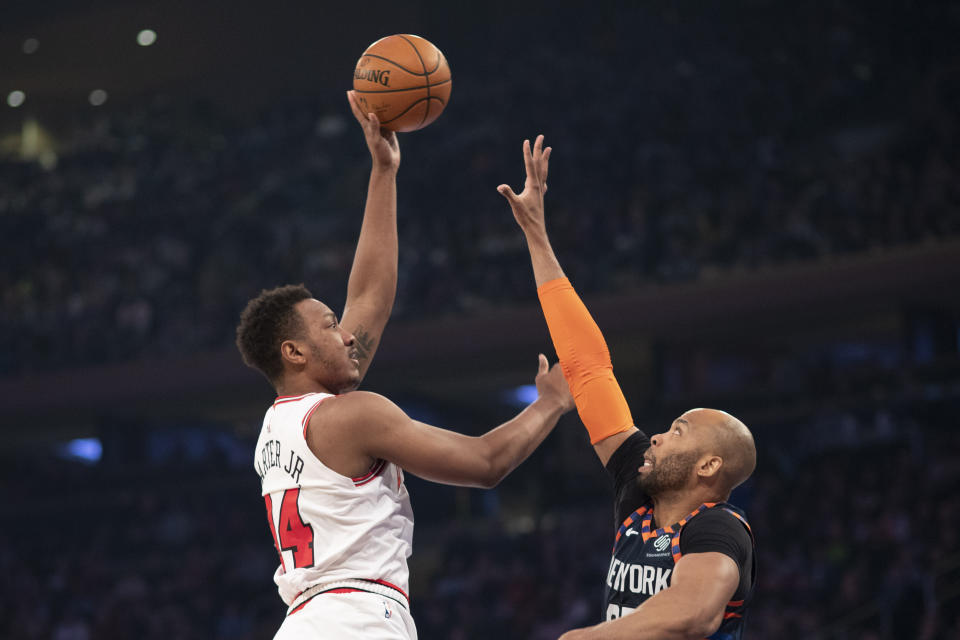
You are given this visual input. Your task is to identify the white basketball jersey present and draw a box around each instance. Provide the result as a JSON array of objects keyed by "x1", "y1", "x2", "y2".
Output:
[{"x1": 254, "y1": 392, "x2": 414, "y2": 607}]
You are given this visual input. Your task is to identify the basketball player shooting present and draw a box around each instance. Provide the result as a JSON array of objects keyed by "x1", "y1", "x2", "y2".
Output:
[
  {"x1": 499, "y1": 136, "x2": 758, "y2": 640},
  {"x1": 235, "y1": 97, "x2": 574, "y2": 640}
]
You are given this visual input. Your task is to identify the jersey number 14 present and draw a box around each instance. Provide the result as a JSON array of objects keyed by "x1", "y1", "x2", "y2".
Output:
[{"x1": 265, "y1": 488, "x2": 315, "y2": 569}]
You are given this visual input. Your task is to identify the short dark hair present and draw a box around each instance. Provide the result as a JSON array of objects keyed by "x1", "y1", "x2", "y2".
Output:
[{"x1": 236, "y1": 284, "x2": 313, "y2": 385}]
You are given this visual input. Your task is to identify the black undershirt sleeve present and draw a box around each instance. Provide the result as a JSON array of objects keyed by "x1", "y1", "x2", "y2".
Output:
[
  {"x1": 603, "y1": 431, "x2": 652, "y2": 527},
  {"x1": 678, "y1": 508, "x2": 754, "y2": 600}
]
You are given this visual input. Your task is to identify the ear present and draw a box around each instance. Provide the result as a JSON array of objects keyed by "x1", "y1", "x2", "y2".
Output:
[
  {"x1": 697, "y1": 455, "x2": 723, "y2": 479},
  {"x1": 280, "y1": 339, "x2": 306, "y2": 367}
]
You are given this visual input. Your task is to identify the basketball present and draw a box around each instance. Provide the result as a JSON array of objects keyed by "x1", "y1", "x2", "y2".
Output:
[{"x1": 352, "y1": 34, "x2": 452, "y2": 132}]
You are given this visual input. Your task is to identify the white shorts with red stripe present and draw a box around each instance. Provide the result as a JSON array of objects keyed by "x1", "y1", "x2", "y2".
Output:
[{"x1": 275, "y1": 588, "x2": 417, "y2": 640}]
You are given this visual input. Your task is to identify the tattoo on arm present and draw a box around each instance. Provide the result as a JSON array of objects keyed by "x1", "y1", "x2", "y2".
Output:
[{"x1": 353, "y1": 326, "x2": 378, "y2": 364}]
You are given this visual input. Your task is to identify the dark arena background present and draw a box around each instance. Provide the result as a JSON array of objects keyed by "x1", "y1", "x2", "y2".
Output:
[{"x1": 2, "y1": 1, "x2": 960, "y2": 638}]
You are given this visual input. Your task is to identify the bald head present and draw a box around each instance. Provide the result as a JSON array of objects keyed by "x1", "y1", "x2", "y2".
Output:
[{"x1": 683, "y1": 408, "x2": 757, "y2": 496}]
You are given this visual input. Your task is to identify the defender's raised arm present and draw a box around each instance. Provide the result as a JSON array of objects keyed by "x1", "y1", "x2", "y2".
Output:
[{"x1": 499, "y1": 135, "x2": 638, "y2": 465}]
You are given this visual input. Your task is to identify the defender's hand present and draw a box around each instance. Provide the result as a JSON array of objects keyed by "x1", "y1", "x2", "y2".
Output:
[
  {"x1": 498, "y1": 134, "x2": 551, "y2": 233},
  {"x1": 347, "y1": 90, "x2": 400, "y2": 170},
  {"x1": 535, "y1": 353, "x2": 575, "y2": 414}
]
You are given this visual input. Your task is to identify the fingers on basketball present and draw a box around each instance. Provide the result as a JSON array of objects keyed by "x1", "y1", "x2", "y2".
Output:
[{"x1": 347, "y1": 90, "x2": 366, "y2": 123}]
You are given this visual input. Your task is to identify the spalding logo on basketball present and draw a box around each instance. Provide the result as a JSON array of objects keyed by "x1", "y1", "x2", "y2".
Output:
[
  {"x1": 653, "y1": 535, "x2": 671, "y2": 552},
  {"x1": 352, "y1": 34, "x2": 452, "y2": 132}
]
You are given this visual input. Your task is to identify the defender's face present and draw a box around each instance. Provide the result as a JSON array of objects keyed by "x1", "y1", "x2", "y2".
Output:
[
  {"x1": 637, "y1": 411, "x2": 707, "y2": 495},
  {"x1": 294, "y1": 299, "x2": 360, "y2": 392}
]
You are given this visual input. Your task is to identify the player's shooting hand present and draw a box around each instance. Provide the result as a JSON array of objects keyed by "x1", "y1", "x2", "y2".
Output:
[
  {"x1": 534, "y1": 354, "x2": 575, "y2": 414},
  {"x1": 347, "y1": 90, "x2": 400, "y2": 171},
  {"x1": 498, "y1": 134, "x2": 551, "y2": 234}
]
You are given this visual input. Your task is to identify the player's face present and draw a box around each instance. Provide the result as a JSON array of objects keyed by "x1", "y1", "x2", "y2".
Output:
[
  {"x1": 295, "y1": 299, "x2": 361, "y2": 392},
  {"x1": 637, "y1": 414, "x2": 704, "y2": 495}
]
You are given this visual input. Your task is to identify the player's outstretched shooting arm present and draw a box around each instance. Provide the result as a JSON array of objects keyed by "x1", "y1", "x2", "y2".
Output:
[
  {"x1": 310, "y1": 354, "x2": 574, "y2": 488},
  {"x1": 340, "y1": 90, "x2": 402, "y2": 384},
  {"x1": 500, "y1": 136, "x2": 741, "y2": 640}
]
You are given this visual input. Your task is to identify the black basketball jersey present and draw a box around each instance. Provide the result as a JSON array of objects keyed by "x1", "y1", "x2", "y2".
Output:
[{"x1": 603, "y1": 501, "x2": 756, "y2": 640}]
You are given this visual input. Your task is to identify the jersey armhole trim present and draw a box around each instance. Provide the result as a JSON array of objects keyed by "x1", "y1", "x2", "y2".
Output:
[
  {"x1": 297, "y1": 393, "x2": 385, "y2": 487},
  {"x1": 353, "y1": 459, "x2": 387, "y2": 486},
  {"x1": 301, "y1": 395, "x2": 334, "y2": 439}
]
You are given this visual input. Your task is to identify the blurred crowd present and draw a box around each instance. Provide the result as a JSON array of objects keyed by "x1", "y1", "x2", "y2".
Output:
[
  {"x1": 2, "y1": 388, "x2": 957, "y2": 639},
  {"x1": 2, "y1": 1, "x2": 959, "y2": 375}
]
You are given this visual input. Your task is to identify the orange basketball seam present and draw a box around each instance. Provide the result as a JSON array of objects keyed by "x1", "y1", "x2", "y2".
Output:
[
  {"x1": 397, "y1": 35, "x2": 431, "y2": 127},
  {"x1": 423, "y1": 53, "x2": 441, "y2": 74},
  {"x1": 359, "y1": 53, "x2": 430, "y2": 78},
  {"x1": 352, "y1": 79, "x2": 451, "y2": 95},
  {"x1": 396, "y1": 35, "x2": 428, "y2": 74},
  {"x1": 380, "y1": 96, "x2": 446, "y2": 125}
]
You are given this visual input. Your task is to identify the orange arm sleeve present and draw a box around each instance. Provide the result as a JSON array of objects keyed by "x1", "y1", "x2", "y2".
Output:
[{"x1": 537, "y1": 277, "x2": 634, "y2": 444}]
